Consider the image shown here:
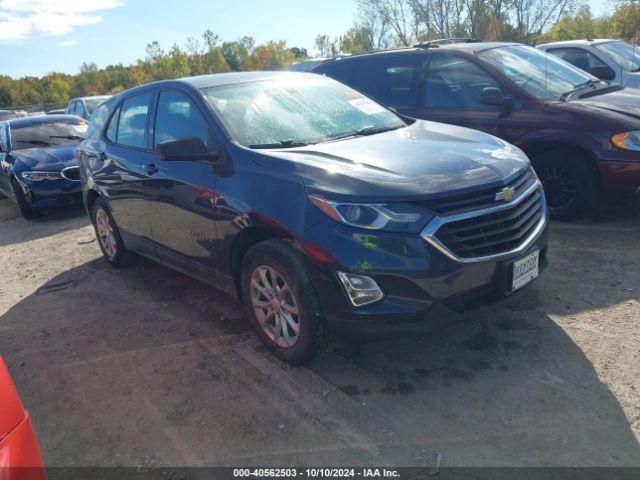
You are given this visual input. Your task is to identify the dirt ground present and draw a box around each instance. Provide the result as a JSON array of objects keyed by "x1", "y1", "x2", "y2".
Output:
[{"x1": 0, "y1": 195, "x2": 638, "y2": 468}]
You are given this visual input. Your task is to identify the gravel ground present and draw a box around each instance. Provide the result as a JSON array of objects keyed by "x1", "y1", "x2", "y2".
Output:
[{"x1": 0, "y1": 196, "x2": 638, "y2": 468}]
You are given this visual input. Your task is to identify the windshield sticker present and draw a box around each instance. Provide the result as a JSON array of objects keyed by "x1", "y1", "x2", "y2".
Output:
[{"x1": 348, "y1": 98, "x2": 387, "y2": 115}]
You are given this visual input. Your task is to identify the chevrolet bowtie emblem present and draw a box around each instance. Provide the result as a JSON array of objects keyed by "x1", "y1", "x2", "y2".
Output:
[{"x1": 495, "y1": 187, "x2": 516, "y2": 202}]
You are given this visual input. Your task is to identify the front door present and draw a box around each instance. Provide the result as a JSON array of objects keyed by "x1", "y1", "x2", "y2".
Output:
[
  {"x1": 419, "y1": 52, "x2": 509, "y2": 137},
  {"x1": 96, "y1": 90, "x2": 157, "y2": 258},
  {"x1": 141, "y1": 88, "x2": 226, "y2": 288}
]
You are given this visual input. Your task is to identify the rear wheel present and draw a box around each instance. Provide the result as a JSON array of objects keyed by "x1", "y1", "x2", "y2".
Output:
[
  {"x1": 91, "y1": 197, "x2": 133, "y2": 267},
  {"x1": 241, "y1": 240, "x2": 330, "y2": 366},
  {"x1": 11, "y1": 178, "x2": 40, "y2": 220},
  {"x1": 532, "y1": 150, "x2": 598, "y2": 220}
]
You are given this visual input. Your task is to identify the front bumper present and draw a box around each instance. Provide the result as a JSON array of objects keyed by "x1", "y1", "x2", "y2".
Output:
[
  {"x1": 302, "y1": 199, "x2": 549, "y2": 339},
  {"x1": 20, "y1": 179, "x2": 82, "y2": 209},
  {"x1": 597, "y1": 158, "x2": 640, "y2": 193}
]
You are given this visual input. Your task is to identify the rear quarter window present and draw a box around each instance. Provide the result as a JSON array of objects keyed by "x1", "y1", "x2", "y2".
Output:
[
  {"x1": 322, "y1": 53, "x2": 427, "y2": 110},
  {"x1": 315, "y1": 59, "x2": 355, "y2": 84}
]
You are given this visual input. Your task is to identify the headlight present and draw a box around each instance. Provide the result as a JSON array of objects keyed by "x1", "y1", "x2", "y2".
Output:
[
  {"x1": 611, "y1": 131, "x2": 640, "y2": 151},
  {"x1": 21, "y1": 171, "x2": 63, "y2": 182},
  {"x1": 309, "y1": 195, "x2": 431, "y2": 233}
]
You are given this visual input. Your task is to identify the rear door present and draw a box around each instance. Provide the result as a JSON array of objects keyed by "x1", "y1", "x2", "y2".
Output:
[
  {"x1": 420, "y1": 51, "x2": 509, "y2": 136},
  {"x1": 95, "y1": 90, "x2": 158, "y2": 257},
  {"x1": 142, "y1": 88, "x2": 225, "y2": 286}
]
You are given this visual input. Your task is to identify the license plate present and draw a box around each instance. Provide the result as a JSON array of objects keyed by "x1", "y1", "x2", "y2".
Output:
[{"x1": 512, "y1": 250, "x2": 539, "y2": 292}]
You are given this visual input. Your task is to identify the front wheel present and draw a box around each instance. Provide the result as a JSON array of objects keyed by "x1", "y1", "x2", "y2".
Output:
[
  {"x1": 91, "y1": 197, "x2": 133, "y2": 267},
  {"x1": 241, "y1": 240, "x2": 330, "y2": 366},
  {"x1": 532, "y1": 150, "x2": 598, "y2": 221},
  {"x1": 11, "y1": 178, "x2": 40, "y2": 220}
]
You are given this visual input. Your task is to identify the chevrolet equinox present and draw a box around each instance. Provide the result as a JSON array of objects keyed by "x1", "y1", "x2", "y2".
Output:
[{"x1": 79, "y1": 72, "x2": 549, "y2": 365}]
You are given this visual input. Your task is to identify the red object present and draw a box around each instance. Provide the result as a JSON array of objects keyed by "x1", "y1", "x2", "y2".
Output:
[
  {"x1": 597, "y1": 160, "x2": 640, "y2": 191},
  {"x1": 0, "y1": 357, "x2": 45, "y2": 480}
]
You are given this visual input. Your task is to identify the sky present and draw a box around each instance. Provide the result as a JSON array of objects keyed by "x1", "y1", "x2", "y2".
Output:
[{"x1": 0, "y1": 0, "x2": 611, "y2": 79}]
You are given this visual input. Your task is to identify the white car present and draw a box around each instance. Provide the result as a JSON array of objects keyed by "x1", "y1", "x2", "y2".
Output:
[
  {"x1": 65, "y1": 95, "x2": 111, "y2": 120},
  {"x1": 538, "y1": 39, "x2": 640, "y2": 89}
]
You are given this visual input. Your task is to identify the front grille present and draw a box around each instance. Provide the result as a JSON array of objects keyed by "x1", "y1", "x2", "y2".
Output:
[
  {"x1": 419, "y1": 168, "x2": 536, "y2": 215},
  {"x1": 61, "y1": 167, "x2": 80, "y2": 181},
  {"x1": 434, "y1": 187, "x2": 544, "y2": 259}
]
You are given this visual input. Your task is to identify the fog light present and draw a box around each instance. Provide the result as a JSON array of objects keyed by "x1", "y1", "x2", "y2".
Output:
[{"x1": 337, "y1": 272, "x2": 384, "y2": 307}]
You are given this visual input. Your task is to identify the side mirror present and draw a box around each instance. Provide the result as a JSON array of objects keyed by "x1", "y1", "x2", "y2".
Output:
[
  {"x1": 156, "y1": 137, "x2": 222, "y2": 163},
  {"x1": 591, "y1": 66, "x2": 615, "y2": 82},
  {"x1": 480, "y1": 87, "x2": 514, "y2": 109}
]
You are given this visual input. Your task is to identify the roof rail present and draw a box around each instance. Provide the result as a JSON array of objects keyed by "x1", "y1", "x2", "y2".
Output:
[{"x1": 414, "y1": 38, "x2": 481, "y2": 48}]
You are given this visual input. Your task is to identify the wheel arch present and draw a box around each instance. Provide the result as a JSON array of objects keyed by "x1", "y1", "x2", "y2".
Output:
[
  {"x1": 520, "y1": 140, "x2": 604, "y2": 191},
  {"x1": 231, "y1": 226, "x2": 292, "y2": 301}
]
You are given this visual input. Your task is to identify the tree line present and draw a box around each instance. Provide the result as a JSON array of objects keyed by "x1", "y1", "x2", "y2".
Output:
[
  {"x1": 0, "y1": 32, "x2": 307, "y2": 108},
  {"x1": 315, "y1": 0, "x2": 640, "y2": 54},
  {"x1": 2, "y1": 0, "x2": 639, "y2": 108}
]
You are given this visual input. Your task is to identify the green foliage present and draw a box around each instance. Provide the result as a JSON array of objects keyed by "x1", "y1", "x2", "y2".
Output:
[
  {"x1": 246, "y1": 41, "x2": 297, "y2": 70},
  {"x1": 535, "y1": 6, "x2": 609, "y2": 44},
  {"x1": 609, "y1": 2, "x2": 640, "y2": 41},
  {"x1": 0, "y1": 31, "x2": 295, "y2": 108},
  {"x1": 340, "y1": 26, "x2": 375, "y2": 53}
]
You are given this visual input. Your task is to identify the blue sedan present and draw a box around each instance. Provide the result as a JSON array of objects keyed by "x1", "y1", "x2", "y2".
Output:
[{"x1": 0, "y1": 115, "x2": 87, "y2": 219}]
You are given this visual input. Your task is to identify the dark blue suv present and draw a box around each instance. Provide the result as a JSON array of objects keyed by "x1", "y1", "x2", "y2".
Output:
[{"x1": 78, "y1": 72, "x2": 549, "y2": 365}]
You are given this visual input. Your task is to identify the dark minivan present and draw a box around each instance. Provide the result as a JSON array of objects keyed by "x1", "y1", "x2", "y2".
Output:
[
  {"x1": 312, "y1": 42, "x2": 640, "y2": 219},
  {"x1": 79, "y1": 72, "x2": 548, "y2": 365}
]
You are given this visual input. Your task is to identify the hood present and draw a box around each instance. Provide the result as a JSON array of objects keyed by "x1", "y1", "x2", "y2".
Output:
[
  {"x1": 623, "y1": 75, "x2": 640, "y2": 90},
  {"x1": 257, "y1": 120, "x2": 530, "y2": 201},
  {"x1": 566, "y1": 89, "x2": 640, "y2": 128},
  {"x1": 12, "y1": 145, "x2": 78, "y2": 171}
]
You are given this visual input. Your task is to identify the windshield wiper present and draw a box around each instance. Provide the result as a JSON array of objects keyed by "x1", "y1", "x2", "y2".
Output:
[
  {"x1": 15, "y1": 140, "x2": 55, "y2": 146},
  {"x1": 49, "y1": 135, "x2": 84, "y2": 141},
  {"x1": 355, "y1": 125, "x2": 403, "y2": 136},
  {"x1": 560, "y1": 79, "x2": 602, "y2": 101},
  {"x1": 327, "y1": 124, "x2": 404, "y2": 142},
  {"x1": 249, "y1": 139, "x2": 311, "y2": 149}
]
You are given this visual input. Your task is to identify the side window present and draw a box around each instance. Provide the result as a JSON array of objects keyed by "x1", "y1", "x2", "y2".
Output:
[
  {"x1": 67, "y1": 101, "x2": 75, "y2": 114},
  {"x1": 351, "y1": 54, "x2": 426, "y2": 109},
  {"x1": 317, "y1": 60, "x2": 354, "y2": 85},
  {"x1": 424, "y1": 54, "x2": 503, "y2": 110},
  {"x1": 106, "y1": 106, "x2": 120, "y2": 143},
  {"x1": 0, "y1": 125, "x2": 7, "y2": 151},
  {"x1": 153, "y1": 90, "x2": 212, "y2": 148},
  {"x1": 113, "y1": 92, "x2": 153, "y2": 148},
  {"x1": 548, "y1": 48, "x2": 613, "y2": 77},
  {"x1": 86, "y1": 102, "x2": 112, "y2": 139}
]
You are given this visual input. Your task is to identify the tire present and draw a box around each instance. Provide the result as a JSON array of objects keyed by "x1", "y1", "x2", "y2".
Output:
[
  {"x1": 241, "y1": 239, "x2": 330, "y2": 366},
  {"x1": 91, "y1": 197, "x2": 134, "y2": 267},
  {"x1": 531, "y1": 150, "x2": 598, "y2": 221},
  {"x1": 11, "y1": 177, "x2": 40, "y2": 220}
]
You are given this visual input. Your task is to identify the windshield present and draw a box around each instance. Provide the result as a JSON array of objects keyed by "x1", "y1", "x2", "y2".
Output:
[
  {"x1": 11, "y1": 120, "x2": 88, "y2": 150},
  {"x1": 478, "y1": 45, "x2": 598, "y2": 100},
  {"x1": 595, "y1": 41, "x2": 640, "y2": 72},
  {"x1": 202, "y1": 76, "x2": 405, "y2": 148}
]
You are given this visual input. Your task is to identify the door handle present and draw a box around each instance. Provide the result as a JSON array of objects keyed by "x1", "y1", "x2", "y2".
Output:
[{"x1": 143, "y1": 164, "x2": 159, "y2": 175}]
